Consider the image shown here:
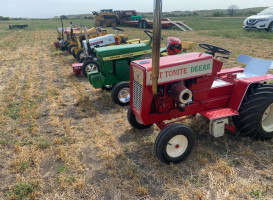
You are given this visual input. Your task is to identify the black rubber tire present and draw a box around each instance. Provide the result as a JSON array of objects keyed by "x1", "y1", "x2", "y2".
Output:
[
  {"x1": 82, "y1": 60, "x2": 99, "y2": 77},
  {"x1": 101, "y1": 85, "x2": 114, "y2": 91},
  {"x1": 72, "y1": 49, "x2": 77, "y2": 59},
  {"x1": 111, "y1": 82, "x2": 130, "y2": 106},
  {"x1": 143, "y1": 21, "x2": 148, "y2": 29},
  {"x1": 155, "y1": 123, "x2": 195, "y2": 164},
  {"x1": 139, "y1": 21, "x2": 143, "y2": 29},
  {"x1": 232, "y1": 84, "x2": 273, "y2": 140},
  {"x1": 127, "y1": 108, "x2": 153, "y2": 129},
  {"x1": 79, "y1": 57, "x2": 85, "y2": 63},
  {"x1": 67, "y1": 44, "x2": 77, "y2": 54},
  {"x1": 267, "y1": 22, "x2": 273, "y2": 32},
  {"x1": 76, "y1": 49, "x2": 84, "y2": 61}
]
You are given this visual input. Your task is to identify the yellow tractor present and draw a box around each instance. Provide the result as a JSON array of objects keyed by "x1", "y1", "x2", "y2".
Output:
[
  {"x1": 73, "y1": 27, "x2": 137, "y2": 62},
  {"x1": 71, "y1": 26, "x2": 108, "y2": 60},
  {"x1": 93, "y1": 9, "x2": 119, "y2": 27}
]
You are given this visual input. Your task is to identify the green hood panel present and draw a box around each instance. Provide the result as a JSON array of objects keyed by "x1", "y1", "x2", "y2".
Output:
[{"x1": 95, "y1": 43, "x2": 151, "y2": 58}]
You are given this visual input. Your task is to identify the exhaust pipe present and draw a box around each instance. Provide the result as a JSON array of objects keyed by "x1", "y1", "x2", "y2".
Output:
[
  {"x1": 60, "y1": 16, "x2": 64, "y2": 39},
  {"x1": 152, "y1": 0, "x2": 162, "y2": 96}
]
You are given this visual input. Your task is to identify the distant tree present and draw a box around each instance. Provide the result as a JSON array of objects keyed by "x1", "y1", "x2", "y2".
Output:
[
  {"x1": 0, "y1": 16, "x2": 10, "y2": 21},
  {"x1": 227, "y1": 5, "x2": 239, "y2": 17},
  {"x1": 193, "y1": 12, "x2": 199, "y2": 16},
  {"x1": 60, "y1": 15, "x2": 68, "y2": 19},
  {"x1": 213, "y1": 12, "x2": 224, "y2": 17}
]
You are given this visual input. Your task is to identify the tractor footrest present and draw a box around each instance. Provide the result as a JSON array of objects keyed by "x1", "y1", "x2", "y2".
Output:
[
  {"x1": 200, "y1": 108, "x2": 239, "y2": 120},
  {"x1": 72, "y1": 63, "x2": 83, "y2": 75}
]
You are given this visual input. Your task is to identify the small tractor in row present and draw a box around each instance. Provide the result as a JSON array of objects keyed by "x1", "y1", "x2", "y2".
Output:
[
  {"x1": 72, "y1": 27, "x2": 132, "y2": 62},
  {"x1": 127, "y1": 0, "x2": 273, "y2": 164}
]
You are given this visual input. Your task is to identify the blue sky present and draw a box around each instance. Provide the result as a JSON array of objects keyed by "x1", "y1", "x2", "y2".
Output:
[{"x1": 0, "y1": 0, "x2": 272, "y2": 18}]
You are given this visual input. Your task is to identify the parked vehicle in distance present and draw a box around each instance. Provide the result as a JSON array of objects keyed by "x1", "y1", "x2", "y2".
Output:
[{"x1": 243, "y1": 7, "x2": 273, "y2": 32}]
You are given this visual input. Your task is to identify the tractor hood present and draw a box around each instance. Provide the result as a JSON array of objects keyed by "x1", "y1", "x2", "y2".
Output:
[
  {"x1": 132, "y1": 52, "x2": 213, "y2": 86},
  {"x1": 95, "y1": 43, "x2": 151, "y2": 61}
]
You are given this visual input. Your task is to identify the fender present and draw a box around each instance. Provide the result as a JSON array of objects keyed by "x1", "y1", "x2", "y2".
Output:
[{"x1": 228, "y1": 74, "x2": 273, "y2": 111}]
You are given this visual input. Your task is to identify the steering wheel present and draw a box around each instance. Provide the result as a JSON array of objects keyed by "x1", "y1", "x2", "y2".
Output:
[
  {"x1": 199, "y1": 43, "x2": 231, "y2": 57},
  {"x1": 113, "y1": 27, "x2": 124, "y2": 32},
  {"x1": 144, "y1": 30, "x2": 164, "y2": 41}
]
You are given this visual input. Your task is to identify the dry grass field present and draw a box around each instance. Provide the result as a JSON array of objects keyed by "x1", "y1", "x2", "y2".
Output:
[{"x1": 0, "y1": 19, "x2": 272, "y2": 200}]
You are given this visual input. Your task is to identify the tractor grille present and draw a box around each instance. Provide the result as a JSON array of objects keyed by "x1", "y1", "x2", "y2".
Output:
[{"x1": 133, "y1": 80, "x2": 143, "y2": 111}]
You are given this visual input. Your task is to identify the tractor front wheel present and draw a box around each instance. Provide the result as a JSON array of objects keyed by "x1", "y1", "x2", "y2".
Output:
[
  {"x1": 67, "y1": 44, "x2": 77, "y2": 54},
  {"x1": 79, "y1": 57, "x2": 85, "y2": 63},
  {"x1": 76, "y1": 49, "x2": 85, "y2": 61},
  {"x1": 72, "y1": 49, "x2": 77, "y2": 59},
  {"x1": 127, "y1": 108, "x2": 153, "y2": 129},
  {"x1": 82, "y1": 60, "x2": 99, "y2": 77},
  {"x1": 233, "y1": 84, "x2": 273, "y2": 140},
  {"x1": 101, "y1": 85, "x2": 114, "y2": 91},
  {"x1": 155, "y1": 123, "x2": 195, "y2": 164},
  {"x1": 111, "y1": 82, "x2": 130, "y2": 106}
]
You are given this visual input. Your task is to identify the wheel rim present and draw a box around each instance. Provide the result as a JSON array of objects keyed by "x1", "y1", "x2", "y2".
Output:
[
  {"x1": 166, "y1": 135, "x2": 188, "y2": 158},
  {"x1": 86, "y1": 63, "x2": 98, "y2": 73},
  {"x1": 262, "y1": 103, "x2": 273, "y2": 132},
  {"x1": 118, "y1": 88, "x2": 130, "y2": 103}
]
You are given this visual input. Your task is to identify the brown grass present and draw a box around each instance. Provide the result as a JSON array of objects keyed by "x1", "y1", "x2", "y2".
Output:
[{"x1": 0, "y1": 24, "x2": 272, "y2": 200}]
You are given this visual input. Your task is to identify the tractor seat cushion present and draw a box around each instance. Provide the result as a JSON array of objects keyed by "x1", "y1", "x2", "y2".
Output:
[{"x1": 235, "y1": 54, "x2": 273, "y2": 79}]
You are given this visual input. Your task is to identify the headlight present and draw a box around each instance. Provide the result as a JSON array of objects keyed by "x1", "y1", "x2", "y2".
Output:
[{"x1": 133, "y1": 67, "x2": 143, "y2": 85}]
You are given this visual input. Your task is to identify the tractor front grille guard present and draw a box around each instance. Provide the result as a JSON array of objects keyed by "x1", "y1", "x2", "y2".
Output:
[{"x1": 133, "y1": 80, "x2": 143, "y2": 111}]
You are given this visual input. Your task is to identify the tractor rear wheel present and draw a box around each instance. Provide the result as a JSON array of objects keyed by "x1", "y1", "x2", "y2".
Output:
[
  {"x1": 139, "y1": 21, "x2": 143, "y2": 29},
  {"x1": 67, "y1": 44, "x2": 77, "y2": 54},
  {"x1": 127, "y1": 108, "x2": 153, "y2": 129},
  {"x1": 232, "y1": 84, "x2": 273, "y2": 140},
  {"x1": 143, "y1": 21, "x2": 148, "y2": 29},
  {"x1": 76, "y1": 49, "x2": 85, "y2": 61},
  {"x1": 82, "y1": 60, "x2": 99, "y2": 77},
  {"x1": 111, "y1": 82, "x2": 130, "y2": 106},
  {"x1": 155, "y1": 123, "x2": 195, "y2": 164}
]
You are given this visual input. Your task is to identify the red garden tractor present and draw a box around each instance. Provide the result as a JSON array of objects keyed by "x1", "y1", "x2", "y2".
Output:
[{"x1": 127, "y1": 0, "x2": 273, "y2": 164}]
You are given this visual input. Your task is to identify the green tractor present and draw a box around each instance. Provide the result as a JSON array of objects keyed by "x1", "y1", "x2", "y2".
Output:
[
  {"x1": 85, "y1": 30, "x2": 193, "y2": 106},
  {"x1": 86, "y1": 30, "x2": 154, "y2": 106}
]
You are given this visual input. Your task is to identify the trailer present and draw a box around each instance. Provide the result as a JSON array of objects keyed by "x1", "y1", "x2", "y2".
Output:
[
  {"x1": 93, "y1": 9, "x2": 192, "y2": 31},
  {"x1": 9, "y1": 25, "x2": 28, "y2": 30},
  {"x1": 116, "y1": 10, "x2": 193, "y2": 31}
]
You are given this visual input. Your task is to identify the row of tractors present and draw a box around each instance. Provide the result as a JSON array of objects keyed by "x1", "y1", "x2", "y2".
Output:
[{"x1": 54, "y1": 7, "x2": 273, "y2": 164}]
